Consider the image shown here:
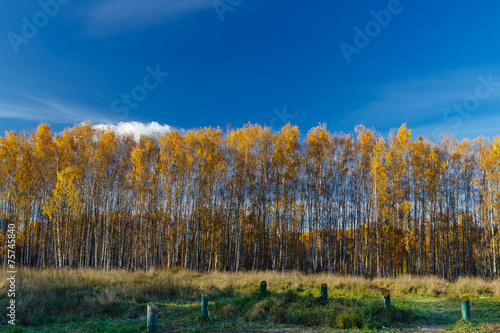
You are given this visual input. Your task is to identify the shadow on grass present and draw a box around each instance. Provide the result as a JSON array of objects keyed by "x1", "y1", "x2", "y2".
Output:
[
  {"x1": 1, "y1": 285, "x2": 417, "y2": 332},
  {"x1": 157, "y1": 288, "x2": 418, "y2": 331}
]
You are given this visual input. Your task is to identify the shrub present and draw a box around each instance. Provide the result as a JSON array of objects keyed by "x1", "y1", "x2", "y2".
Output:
[
  {"x1": 271, "y1": 306, "x2": 290, "y2": 324},
  {"x1": 336, "y1": 310, "x2": 363, "y2": 329},
  {"x1": 247, "y1": 299, "x2": 272, "y2": 321}
]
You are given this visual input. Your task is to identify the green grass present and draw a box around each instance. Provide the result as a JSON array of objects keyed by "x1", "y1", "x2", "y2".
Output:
[
  {"x1": 1, "y1": 269, "x2": 499, "y2": 332},
  {"x1": 405, "y1": 296, "x2": 500, "y2": 332}
]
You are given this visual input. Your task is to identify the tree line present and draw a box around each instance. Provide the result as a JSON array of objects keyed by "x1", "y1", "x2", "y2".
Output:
[{"x1": 0, "y1": 122, "x2": 499, "y2": 279}]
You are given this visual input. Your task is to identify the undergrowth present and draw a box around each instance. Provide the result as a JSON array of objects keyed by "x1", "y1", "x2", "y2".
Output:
[{"x1": 0, "y1": 268, "x2": 498, "y2": 331}]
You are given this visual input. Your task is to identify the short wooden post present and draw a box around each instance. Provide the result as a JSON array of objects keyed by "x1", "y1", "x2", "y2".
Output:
[
  {"x1": 260, "y1": 281, "x2": 267, "y2": 295},
  {"x1": 147, "y1": 303, "x2": 158, "y2": 332},
  {"x1": 461, "y1": 296, "x2": 470, "y2": 321},
  {"x1": 382, "y1": 289, "x2": 390, "y2": 310},
  {"x1": 201, "y1": 295, "x2": 209, "y2": 320},
  {"x1": 320, "y1": 283, "x2": 328, "y2": 303}
]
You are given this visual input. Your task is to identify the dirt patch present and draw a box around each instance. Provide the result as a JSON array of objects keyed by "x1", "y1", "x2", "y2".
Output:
[
  {"x1": 218, "y1": 329, "x2": 326, "y2": 333},
  {"x1": 396, "y1": 324, "x2": 446, "y2": 332},
  {"x1": 417, "y1": 326, "x2": 445, "y2": 332}
]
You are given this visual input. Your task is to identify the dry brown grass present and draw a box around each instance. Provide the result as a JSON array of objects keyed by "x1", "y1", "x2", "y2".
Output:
[
  {"x1": 373, "y1": 274, "x2": 500, "y2": 298},
  {"x1": 2, "y1": 268, "x2": 500, "y2": 299}
]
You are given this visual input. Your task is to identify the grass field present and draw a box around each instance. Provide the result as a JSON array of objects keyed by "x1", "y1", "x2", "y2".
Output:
[{"x1": 1, "y1": 269, "x2": 500, "y2": 332}]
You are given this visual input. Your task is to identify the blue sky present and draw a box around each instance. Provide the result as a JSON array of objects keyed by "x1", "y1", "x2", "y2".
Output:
[{"x1": 1, "y1": 0, "x2": 500, "y2": 139}]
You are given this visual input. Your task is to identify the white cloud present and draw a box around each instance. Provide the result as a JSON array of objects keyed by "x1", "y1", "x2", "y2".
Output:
[
  {"x1": 0, "y1": 91, "x2": 174, "y2": 140},
  {"x1": 93, "y1": 121, "x2": 172, "y2": 140},
  {"x1": 87, "y1": 0, "x2": 211, "y2": 35}
]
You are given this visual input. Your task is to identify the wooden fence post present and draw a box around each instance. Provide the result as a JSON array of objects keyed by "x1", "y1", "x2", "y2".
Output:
[
  {"x1": 147, "y1": 303, "x2": 158, "y2": 332},
  {"x1": 260, "y1": 281, "x2": 267, "y2": 295},
  {"x1": 382, "y1": 289, "x2": 390, "y2": 310},
  {"x1": 461, "y1": 296, "x2": 470, "y2": 321},
  {"x1": 321, "y1": 283, "x2": 328, "y2": 303},
  {"x1": 201, "y1": 295, "x2": 209, "y2": 320}
]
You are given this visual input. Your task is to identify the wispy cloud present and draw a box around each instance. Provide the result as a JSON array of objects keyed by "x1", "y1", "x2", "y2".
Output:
[
  {"x1": 410, "y1": 114, "x2": 500, "y2": 140},
  {"x1": 343, "y1": 66, "x2": 500, "y2": 136},
  {"x1": 0, "y1": 93, "x2": 107, "y2": 124},
  {"x1": 86, "y1": 0, "x2": 211, "y2": 35},
  {"x1": 93, "y1": 121, "x2": 172, "y2": 140}
]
